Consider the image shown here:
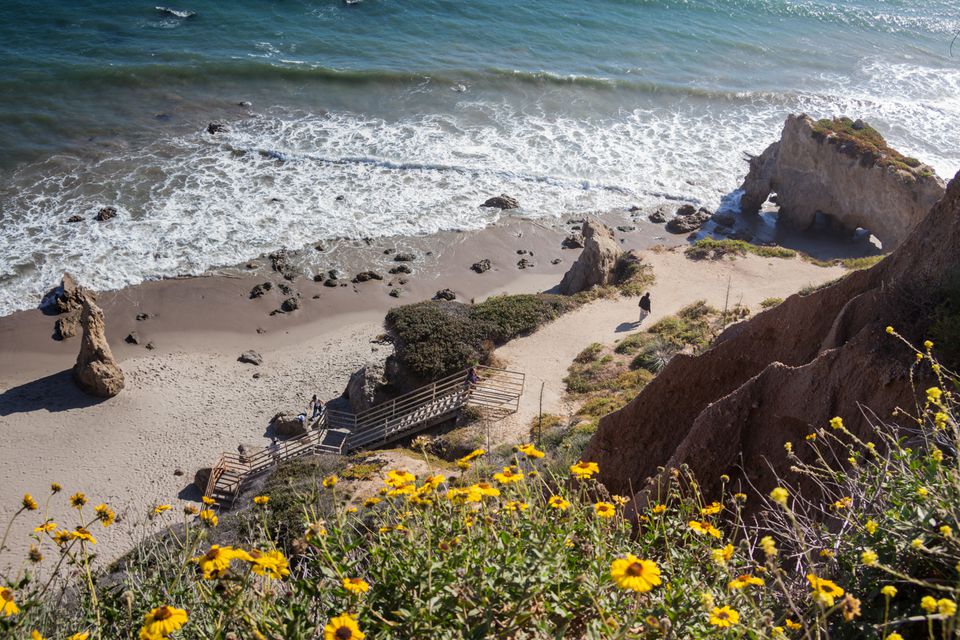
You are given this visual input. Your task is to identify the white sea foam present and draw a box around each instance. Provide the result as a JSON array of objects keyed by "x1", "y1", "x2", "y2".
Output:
[{"x1": 0, "y1": 61, "x2": 958, "y2": 316}]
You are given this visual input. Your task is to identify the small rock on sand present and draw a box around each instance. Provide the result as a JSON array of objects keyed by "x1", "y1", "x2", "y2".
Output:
[
  {"x1": 470, "y1": 259, "x2": 492, "y2": 274},
  {"x1": 238, "y1": 350, "x2": 263, "y2": 366},
  {"x1": 434, "y1": 289, "x2": 456, "y2": 301}
]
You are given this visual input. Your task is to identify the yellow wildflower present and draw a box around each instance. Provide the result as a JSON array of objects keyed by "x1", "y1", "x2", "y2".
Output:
[
  {"x1": 363, "y1": 497, "x2": 381, "y2": 508},
  {"x1": 917, "y1": 487, "x2": 929, "y2": 498},
  {"x1": 784, "y1": 441, "x2": 793, "y2": 453},
  {"x1": 935, "y1": 413, "x2": 949, "y2": 430},
  {"x1": 651, "y1": 504, "x2": 667, "y2": 514},
  {"x1": 865, "y1": 519, "x2": 878, "y2": 535},
  {"x1": 689, "y1": 520, "x2": 722, "y2": 539},
  {"x1": 68, "y1": 634, "x2": 90, "y2": 640},
  {"x1": 734, "y1": 492, "x2": 747, "y2": 501},
  {"x1": 785, "y1": 619, "x2": 802, "y2": 631},
  {"x1": 198, "y1": 510, "x2": 218, "y2": 527},
  {"x1": 938, "y1": 598, "x2": 957, "y2": 616},
  {"x1": 140, "y1": 605, "x2": 188, "y2": 638},
  {"x1": 911, "y1": 538, "x2": 924, "y2": 550},
  {"x1": 548, "y1": 495, "x2": 570, "y2": 510},
  {"x1": 807, "y1": 574, "x2": 844, "y2": 607},
  {"x1": 594, "y1": 502, "x2": 616, "y2": 518},
  {"x1": 192, "y1": 545, "x2": 241, "y2": 579},
  {"x1": 423, "y1": 474, "x2": 446, "y2": 490},
  {"x1": 94, "y1": 504, "x2": 115, "y2": 527},
  {"x1": 69, "y1": 492, "x2": 87, "y2": 509},
  {"x1": 927, "y1": 387, "x2": 943, "y2": 404},
  {"x1": 153, "y1": 504, "x2": 172, "y2": 515},
  {"x1": 769, "y1": 487, "x2": 788, "y2": 506},
  {"x1": 830, "y1": 416, "x2": 844, "y2": 430},
  {"x1": 941, "y1": 525, "x2": 953, "y2": 538},
  {"x1": 462, "y1": 448, "x2": 485, "y2": 461},
  {"x1": 819, "y1": 549, "x2": 835, "y2": 558},
  {"x1": 323, "y1": 614, "x2": 364, "y2": 640},
  {"x1": 492, "y1": 466, "x2": 524, "y2": 484},
  {"x1": 22, "y1": 494, "x2": 38, "y2": 511},
  {"x1": 322, "y1": 475, "x2": 338, "y2": 489},
  {"x1": 34, "y1": 521, "x2": 57, "y2": 533},
  {"x1": 712, "y1": 544, "x2": 734, "y2": 565},
  {"x1": 201, "y1": 496, "x2": 216, "y2": 506},
  {"x1": 248, "y1": 549, "x2": 289, "y2": 580},
  {"x1": 861, "y1": 550, "x2": 878, "y2": 566},
  {"x1": 1, "y1": 588, "x2": 19, "y2": 617},
  {"x1": 612, "y1": 495, "x2": 630, "y2": 506},
  {"x1": 343, "y1": 577, "x2": 370, "y2": 595},
  {"x1": 727, "y1": 574, "x2": 764, "y2": 590},
  {"x1": 832, "y1": 496, "x2": 853, "y2": 510},
  {"x1": 806, "y1": 433, "x2": 817, "y2": 441},
  {"x1": 504, "y1": 501, "x2": 529, "y2": 512},
  {"x1": 253, "y1": 495, "x2": 270, "y2": 506},
  {"x1": 50, "y1": 483, "x2": 62, "y2": 494},
  {"x1": 760, "y1": 535, "x2": 777, "y2": 557},
  {"x1": 709, "y1": 606, "x2": 739, "y2": 628},
  {"x1": 609, "y1": 555, "x2": 662, "y2": 592},
  {"x1": 569, "y1": 460, "x2": 600, "y2": 479},
  {"x1": 885, "y1": 325, "x2": 895, "y2": 334},
  {"x1": 71, "y1": 527, "x2": 96, "y2": 545},
  {"x1": 700, "y1": 502, "x2": 723, "y2": 516},
  {"x1": 53, "y1": 529, "x2": 73, "y2": 546},
  {"x1": 924, "y1": 340, "x2": 934, "y2": 350},
  {"x1": 517, "y1": 443, "x2": 545, "y2": 459},
  {"x1": 881, "y1": 585, "x2": 897, "y2": 598},
  {"x1": 921, "y1": 596, "x2": 938, "y2": 613},
  {"x1": 841, "y1": 594, "x2": 862, "y2": 622},
  {"x1": 885, "y1": 634, "x2": 903, "y2": 640}
]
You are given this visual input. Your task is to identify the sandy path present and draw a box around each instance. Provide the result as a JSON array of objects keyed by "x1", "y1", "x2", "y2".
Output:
[{"x1": 489, "y1": 250, "x2": 846, "y2": 443}]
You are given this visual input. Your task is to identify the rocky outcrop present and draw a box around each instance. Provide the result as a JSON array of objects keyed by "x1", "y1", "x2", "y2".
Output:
[
  {"x1": 481, "y1": 194, "x2": 519, "y2": 210},
  {"x1": 270, "y1": 412, "x2": 307, "y2": 437},
  {"x1": 470, "y1": 259, "x2": 491, "y2": 274},
  {"x1": 584, "y1": 169, "x2": 960, "y2": 513},
  {"x1": 558, "y1": 219, "x2": 622, "y2": 295},
  {"x1": 665, "y1": 205, "x2": 711, "y2": 234},
  {"x1": 739, "y1": 114, "x2": 944, "y2": 249},
  {"x1": 344, "y1": 361, "x2": 388, "y2": 413},
  {"x1": 73, "y1": 291, "x2": 125, "y2": 398}
]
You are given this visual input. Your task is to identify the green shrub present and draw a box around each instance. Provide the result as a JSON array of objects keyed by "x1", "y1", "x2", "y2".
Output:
[
  {"x1": 686, "y1": 238, "x2": 796, "y2": 261},
  {"x1": 387, "y1": 294, "x2": 581, "y2": 380},
  {"x1": 760, "y1": 297, "x2": 784, "y2": 309},
  {"x1": 840, "y1": 255, "x2": 885, "y2": 270}
]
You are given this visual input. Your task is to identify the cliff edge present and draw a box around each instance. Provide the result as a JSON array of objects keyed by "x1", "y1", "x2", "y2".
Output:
[{"x1": 583, "y1": 169, "x2": 960, "y2": 508}]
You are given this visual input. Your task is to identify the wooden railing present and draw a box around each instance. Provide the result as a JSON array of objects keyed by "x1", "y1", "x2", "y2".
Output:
[{"x1": 203, "y1": 365, "x2": 524, "y2": 502}]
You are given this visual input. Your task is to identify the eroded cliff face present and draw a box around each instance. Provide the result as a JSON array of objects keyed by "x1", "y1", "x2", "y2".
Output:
[
  {"x1": 583, "y1": 170, "x2": 960, "y2": 509},
  {"x1": 740, "y1": 114, "x2": 945, "y2": 249}
]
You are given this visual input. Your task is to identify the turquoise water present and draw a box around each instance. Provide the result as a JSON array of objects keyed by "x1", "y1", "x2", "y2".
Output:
[{"x1": 0, "y1": 0, "x2": 958, "y2": 314}]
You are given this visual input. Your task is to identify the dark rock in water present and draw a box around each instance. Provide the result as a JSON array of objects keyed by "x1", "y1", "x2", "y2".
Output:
[
  {"x1": 155, "y1": 113, "x2": 172, "y2": 121},
  {"x1": 249, "y1": 282, "x2": 273, "y2": 299},
  {"x1": 389, "y1": 288, "x2": 401, "y2": 298},
  {"x1": 135, "y1": 313, "x2": 152, "y2": 321},
  {"x1": 335, "y1": 195, "x2": 346, "y2": 201},
  {"x1": 628, "y1": 205, "x2": 643, "y2": 212},
  {"x1": 313, "y1": 274, "x2": 325, "y2": 282},
  {"x1": 394, "y1": 253, "x2": 416, "y2": 262},
  {"x1": 470, "y1": 259, "x2": 492, "y2": 274},
  {"x1": 268, "y1": 249, "x2": 298, "y2": 280},
  {"x1": 238, "y1": 101, "x2": 252, "y2": 108},
  {"x1": 389, "y1": 264, "x2": 411, "y2": 275},
  {"x1": 617, "y1": 225, "x2": 636, "y2": 233},
  {"x1": 383, "y1": 248, "x2": 395, "y2": 255},
  {"x1": 572, "y1": 225, "x2": 582, "y2": 231},
  {"x1": 238, "y1": 350, "x2": 263, "y2": 366},
  {"x1": 315, "y1": 243, "x2": 326, "y2": 252},
  {"x1": 676, "y1": 204, "x2": 698, "y2": 217},
  {"x1": 434, "y1": 288, "x2": 456, "y2": 301},
  {"x1": 280, "y1": 297, "x2": 300, "y2": 313},
  {"x1": 95, "y1": 206, "x2": 117, "y2": 222},
  {"x1": 481, "y1": 194, "x2": 520, "y2": 210},
  {"x1": 551, "y1": 258, "x2": 562, "y2": 265},
  {"x1": 245, "y1": 262, "x2": 257, "y2": 269},
  {"x1": 156, "y1": 6, "x2": 196, "y2": 18},
  {"x1": 562, "y1": 234, "x2": 584, "y2": 249},
  {"x1": 323, "y1": 278, "x2": 339, "y2": 288},
  {"x1": 125, "y1": 331, "x2": 140, "y2": 345},
  {"x1": 259, "y1": 149, "x2": 287, "y2": 163},
  {"x1": 66, "y1": 215, "x2": 84, "y2": 223},
  {"x1": 327, "y1": 269, "x2": 340, "y2": 280},
  {"x1": 207, "y1": 122, "x2": 228, "y2": 135},
  {"x1": 711, "y1": 211, "x2": 736, "y2": 227},
  {"x1": 517, "y1": 258, "x2": 534, "y2": 269},
  {"x1": 352, "y1": 271, "x2": 383, "y2": 283}
]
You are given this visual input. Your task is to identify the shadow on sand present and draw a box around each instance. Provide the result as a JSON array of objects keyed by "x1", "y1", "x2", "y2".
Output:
[
  {"x1": 0, "y1": 369, "x2": 106, "y2": 416},
  {"x1": 615, "y1": 321, "x2": 643, "y2": 333}
]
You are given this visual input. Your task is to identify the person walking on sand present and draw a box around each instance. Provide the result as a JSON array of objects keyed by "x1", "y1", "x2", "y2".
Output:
[
  {"x1": 638, "y1": 292, "x2": 651, "y2": 324},
  {"x1": 310, "y1": 394, "x2": 324, "y2": 420}
]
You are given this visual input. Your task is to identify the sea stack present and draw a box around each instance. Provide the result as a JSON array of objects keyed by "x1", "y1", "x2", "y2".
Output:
[{"x1": 72, "y1": 290, "x2": 125, "y2": 398}]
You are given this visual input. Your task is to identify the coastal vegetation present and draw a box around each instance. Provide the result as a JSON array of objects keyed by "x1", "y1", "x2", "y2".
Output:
[
  {"x1": 811, "y1": 117, "x2": 929, "y2": 175},
  {"x1": 685, "y1": 239, "x2": 796, "y2": 261},
  {"x1": 1, "y1": 336, "x2": 956, "y2": 639}
]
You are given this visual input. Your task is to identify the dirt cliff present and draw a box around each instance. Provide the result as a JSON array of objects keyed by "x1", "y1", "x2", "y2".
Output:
[
  {"x1": 739, "y1": 114, "x2": 944, "y2": 249},
  {"x1": 583, "y1": 169, "x2": 960, "y2": 508}
]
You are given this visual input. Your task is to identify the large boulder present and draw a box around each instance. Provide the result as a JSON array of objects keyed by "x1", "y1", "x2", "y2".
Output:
[
  {"x1": 344, "y1": 361, "x2": 388, "y2": 413},
  {"x1": 583, "y1": 169, "x2": 960, "y2": 515},
  {"x1": 558, "y1": 219, "x2": 623, "y2": 295},
  {"x1": 480, "y1": 194, "x2": 520, "y2": 210},
  {"x1": 665, "y1": 206, "x2": 711, "y2": 234},
  {"x1": 739, "y1": 114, "x2": 945, "y2": 249},
  {"x1": 270, "y1": 412, "x2": 307, "y2": 437},
  {"x1": 72, "y1": 291, "x2": 124, "y2": 397}
]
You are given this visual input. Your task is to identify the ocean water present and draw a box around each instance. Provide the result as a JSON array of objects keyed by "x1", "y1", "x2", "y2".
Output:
[{"x1": 0, "y1": 0, "x2": 958, "y2": 316}]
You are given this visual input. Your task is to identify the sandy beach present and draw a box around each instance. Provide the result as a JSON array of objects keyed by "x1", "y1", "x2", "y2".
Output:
[{"x1": 0, "y1": 207, "x2": 851, "y2": 567}]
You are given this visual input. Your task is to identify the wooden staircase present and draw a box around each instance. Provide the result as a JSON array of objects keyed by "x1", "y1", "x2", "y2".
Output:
[{"x1": 203, "y1": 365, "x2": 524, "y2": 503}]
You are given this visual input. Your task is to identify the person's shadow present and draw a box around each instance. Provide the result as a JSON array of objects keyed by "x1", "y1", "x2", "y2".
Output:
[
  {"x1": 615, "y1": 321, "x2": 643, "y2": 333},
  {"x1": 0, "y1": 370, "x2": 107, "y2": 416}
]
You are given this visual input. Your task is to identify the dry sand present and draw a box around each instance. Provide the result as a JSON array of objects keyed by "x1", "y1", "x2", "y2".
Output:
[{"x1": 0, "y1": 216, "x2": 847, "y2": 567}]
